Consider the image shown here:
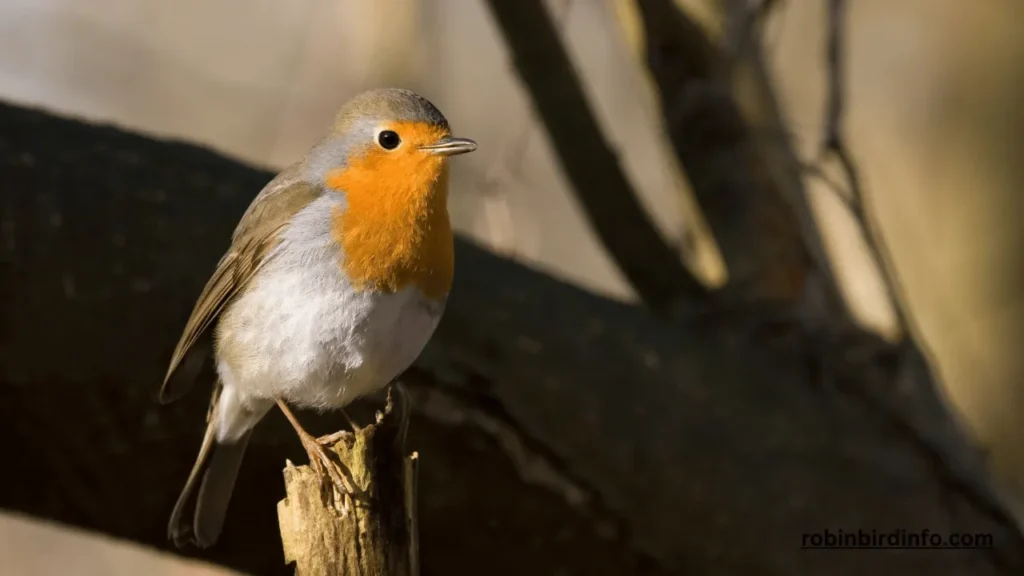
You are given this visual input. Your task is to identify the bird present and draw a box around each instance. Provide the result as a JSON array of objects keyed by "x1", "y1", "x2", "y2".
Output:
[{"x1": 160, "y1": 88, "x2": 477, "y2": 549}]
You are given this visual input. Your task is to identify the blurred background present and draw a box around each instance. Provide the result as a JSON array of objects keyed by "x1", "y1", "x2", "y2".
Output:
[{"x1": 0, "y1": 0, "x2": 1021, "y2": 574}]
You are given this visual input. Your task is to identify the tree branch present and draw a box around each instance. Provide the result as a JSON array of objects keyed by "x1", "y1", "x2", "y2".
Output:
[
  {"x1": 719, "y1": 0, "x2": 850, "y2": 326},
  {"x1": 634, "y1": 0, "x2": 816, "y2": 311},
  {"x1": 481, "y1": 0, "x2": 711, "y2": 314}
]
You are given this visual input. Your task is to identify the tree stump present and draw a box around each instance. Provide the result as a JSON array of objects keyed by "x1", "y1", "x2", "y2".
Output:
[{"x1": 277, "y1": 385, "x2": 419, "y2": 576}]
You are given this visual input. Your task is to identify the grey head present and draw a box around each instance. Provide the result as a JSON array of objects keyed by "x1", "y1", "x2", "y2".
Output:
[
  {"x1": 331, "y1": 88, "x2": 450, "y2": 134},
  {"x1": 303, "y1": 88, "x2": 476, "y2": 183}
]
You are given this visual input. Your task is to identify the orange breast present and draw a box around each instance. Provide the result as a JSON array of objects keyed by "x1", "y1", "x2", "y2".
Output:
[{"x1": 325, "y1": 125, "x2": 454, "y2": 301}]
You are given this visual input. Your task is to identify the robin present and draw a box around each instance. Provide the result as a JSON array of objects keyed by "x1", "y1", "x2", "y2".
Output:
[{"x1": 160, "y1": 88, "x2": 477, "y2": 548}]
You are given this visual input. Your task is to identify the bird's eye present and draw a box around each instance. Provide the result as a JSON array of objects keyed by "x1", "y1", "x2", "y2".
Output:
[{"x1": 377, "y1": 130, "x2": 401, "y2": 150}]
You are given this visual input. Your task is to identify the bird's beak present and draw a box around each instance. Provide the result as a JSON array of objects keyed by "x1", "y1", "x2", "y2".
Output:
[{"x1": 420, "y1": 136, "x2": 477, "y2": 157}]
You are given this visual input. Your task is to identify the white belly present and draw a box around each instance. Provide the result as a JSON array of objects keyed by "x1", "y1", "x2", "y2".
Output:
[{"x1": 214, "y1": 194, "x2": 446, "y2": 413}]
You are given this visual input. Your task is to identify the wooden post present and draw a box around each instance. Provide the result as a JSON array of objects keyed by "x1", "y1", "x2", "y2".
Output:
[{"x1": 277, "y1": 385, "x2": 419, "y2": 576}]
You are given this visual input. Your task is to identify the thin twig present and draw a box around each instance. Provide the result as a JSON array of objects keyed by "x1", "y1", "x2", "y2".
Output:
[
  {"x1": 801, "y1": 161, "x2": 855, "y2": 211},
  {"x1": 818, "y1": 0, "x2": 910, "y2": 336}
]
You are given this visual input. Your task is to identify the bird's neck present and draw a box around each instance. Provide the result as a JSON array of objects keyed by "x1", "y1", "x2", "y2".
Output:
[{"x1": 328, "y1": 161, "x2": 454, "y2": 300}]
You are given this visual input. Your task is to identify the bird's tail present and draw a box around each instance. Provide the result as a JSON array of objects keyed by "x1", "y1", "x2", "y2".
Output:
[{"x1": 168, "y1": 384, "x2": 253, "y2": 549}]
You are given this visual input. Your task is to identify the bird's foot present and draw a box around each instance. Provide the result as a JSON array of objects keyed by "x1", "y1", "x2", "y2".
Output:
[
  {"x1": 297, "y1": 430, "x2": 359, "y2": 496},
  {"x1": 276, "y1": 399, "x2": 360, "y2": 498},
  {"x1": 315, "y1": 430, "x2": 352, "y2": 446}
]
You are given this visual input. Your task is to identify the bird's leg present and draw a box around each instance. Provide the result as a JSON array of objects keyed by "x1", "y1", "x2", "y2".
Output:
[{"x1": 276, "y1": 399, "x2": 358, "y2": 496}]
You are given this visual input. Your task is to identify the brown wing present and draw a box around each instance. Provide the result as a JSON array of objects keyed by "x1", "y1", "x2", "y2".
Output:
[{"x1": 159, "y1": 171, "x2": 322, "y2": 403}]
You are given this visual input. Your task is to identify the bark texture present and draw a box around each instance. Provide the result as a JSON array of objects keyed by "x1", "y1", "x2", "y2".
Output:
[{"x1": 277, "y1": 388, "x2": 418, "y2": 576}]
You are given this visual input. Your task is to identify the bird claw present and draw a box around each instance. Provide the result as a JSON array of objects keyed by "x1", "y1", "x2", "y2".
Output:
[
  {"x1": 316, "y1": 430, "x2": 352, "y2": 446},
  {"x1": 299, "y1": 433, "x2": 358, "y2": 497},
  {"x1": 275, "y1": 399, "x2": 361, "y2": 499}
]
